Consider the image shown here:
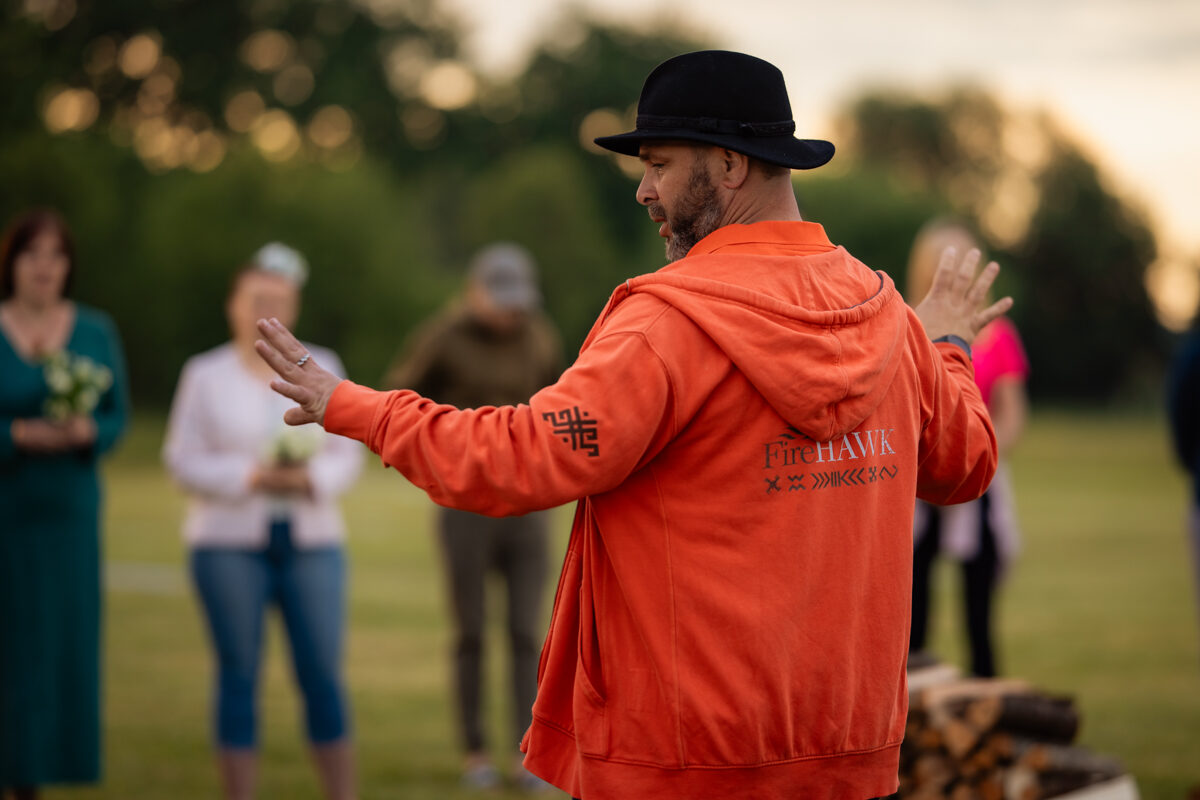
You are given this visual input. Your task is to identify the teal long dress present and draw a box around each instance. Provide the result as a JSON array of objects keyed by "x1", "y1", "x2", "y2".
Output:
[{"x1": 0, "y1": 304, "x2": 128, "y2": 786}]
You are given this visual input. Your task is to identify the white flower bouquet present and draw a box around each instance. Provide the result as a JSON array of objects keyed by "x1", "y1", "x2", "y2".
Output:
[
  {"x1": 42, "y1": 351, "x2": 113, "y2": 421},
  {"x1": 264, "y1": 426, "x2": 321, "y2": 466}
]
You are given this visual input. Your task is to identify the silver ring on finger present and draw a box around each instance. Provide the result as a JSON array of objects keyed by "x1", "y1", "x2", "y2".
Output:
[{"x1": 296, "y1": 353, "x2": 311, "y2": 368}]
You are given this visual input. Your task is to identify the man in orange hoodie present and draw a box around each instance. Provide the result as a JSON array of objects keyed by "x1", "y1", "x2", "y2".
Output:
[{"x1": 256, "y1": 51, "x2": 1010, "y2": 800}]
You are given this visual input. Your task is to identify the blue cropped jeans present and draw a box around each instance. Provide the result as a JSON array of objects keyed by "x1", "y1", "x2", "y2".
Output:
[{"x1": 190, "y1": 519, "x2": 348, "y2": 749}]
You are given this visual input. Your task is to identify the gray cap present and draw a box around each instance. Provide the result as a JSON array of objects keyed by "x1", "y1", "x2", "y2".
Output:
[
  {"x1": 252, "y1": 242, "x2": 308, "y2": 287},
  {"x1": 468, "y1": 243, "x2": 540, "y2": 311}
]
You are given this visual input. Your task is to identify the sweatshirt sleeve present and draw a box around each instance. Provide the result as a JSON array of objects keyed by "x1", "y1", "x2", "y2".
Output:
[
  {"x1": 913, "y1": 333, "x2": 999, "y2": 506},
  {"x1": 162, "y1": 359, "x2": 257, "y2": 499},
  {"x1": 325, "y1": 329, "x2": 674, "y2": 516}
]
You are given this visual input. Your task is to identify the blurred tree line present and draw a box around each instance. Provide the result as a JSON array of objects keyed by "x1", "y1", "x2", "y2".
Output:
[{"x1": 0, "y1": 0, "x2": 1167, "y2": 407}]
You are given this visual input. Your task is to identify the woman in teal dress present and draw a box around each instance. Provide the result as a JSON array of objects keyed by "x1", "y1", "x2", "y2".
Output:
[{"x1": 0, "y1": 209, "x2": 128, "y2": 799}]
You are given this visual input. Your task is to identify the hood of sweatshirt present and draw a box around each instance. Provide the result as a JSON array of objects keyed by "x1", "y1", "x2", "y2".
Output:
[{"x1": 616, "y1": 221, "x2": 910, "y2": 442}]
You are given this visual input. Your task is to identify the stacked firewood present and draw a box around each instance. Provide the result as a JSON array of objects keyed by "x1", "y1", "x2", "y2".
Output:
[{"x1": 896, "y1": 657, "x2": 1139, "y2": 800}]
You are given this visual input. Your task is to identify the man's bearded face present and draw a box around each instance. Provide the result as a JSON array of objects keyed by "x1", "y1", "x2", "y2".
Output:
[{"x1": 650, "y1": 159, "x2": 725, "y2": 262}]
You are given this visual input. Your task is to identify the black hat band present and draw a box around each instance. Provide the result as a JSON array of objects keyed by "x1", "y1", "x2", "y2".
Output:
[{"x1": 635, "y1": 114, "x2": 797, "y2": 137}]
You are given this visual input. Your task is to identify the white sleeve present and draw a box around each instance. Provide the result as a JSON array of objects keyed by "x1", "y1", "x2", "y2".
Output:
[{"x1": 162, "y1": 359, "x2": 257, "y2": 499}]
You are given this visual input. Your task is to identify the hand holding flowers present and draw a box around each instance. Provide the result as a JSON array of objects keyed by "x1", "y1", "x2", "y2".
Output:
[
  {"x1": 10, "y1": 351, "x2": 109, "y2": 453},
  {"x1": 42, "y1": 351, "x2": 113, "y2": 421},
  {"x1": 11, "y1": 416, "x2": 95, "y2": 452},
  {"x1": 250, "y1": 426, "x2": 320, "y2": 496}
]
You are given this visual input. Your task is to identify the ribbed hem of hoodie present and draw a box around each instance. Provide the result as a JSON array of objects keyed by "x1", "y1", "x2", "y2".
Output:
[
  {"x1": 522, "y1": 719, "x2": 583, "y2": 798},
  {"x1": 522, "y1": 716, "x2": 900, "y2": 800}
]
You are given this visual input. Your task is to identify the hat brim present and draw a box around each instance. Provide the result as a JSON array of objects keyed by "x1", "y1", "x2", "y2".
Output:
[{"x1": 594, "y1": 129, "x2": 834, "y2": 170}]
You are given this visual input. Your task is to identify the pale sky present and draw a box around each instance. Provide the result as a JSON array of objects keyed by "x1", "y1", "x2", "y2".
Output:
[{"x1": 444, "y1": 0, "x2": 1200, "y2": 276}]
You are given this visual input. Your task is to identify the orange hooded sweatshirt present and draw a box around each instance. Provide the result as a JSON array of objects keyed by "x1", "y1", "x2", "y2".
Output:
[{"x1": 324, "y1": 221, "x2": 996, "y2": 799}]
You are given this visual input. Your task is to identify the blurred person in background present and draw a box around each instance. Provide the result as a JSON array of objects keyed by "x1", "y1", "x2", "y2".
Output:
[
  {"x1": 383, "y1": 243, "x2": 562, "y2": 793},
  {"x1": 905, "y1": 219, "x2": 1029, "y2": 678},
  {"x1": 0, "y1": 209, "x2": 129, "y2": 799},
  {"x1": 163, "y1": 243, "x2": 362, "y2": 800},
  {"x1": 1167, "y1": 319, "x2": 1200, "y2": 659}
]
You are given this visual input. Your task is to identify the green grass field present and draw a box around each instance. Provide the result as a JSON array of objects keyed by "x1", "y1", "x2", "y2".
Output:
[{"x1": 42, "y1": 411, "x2": 1200, "y2": 800}]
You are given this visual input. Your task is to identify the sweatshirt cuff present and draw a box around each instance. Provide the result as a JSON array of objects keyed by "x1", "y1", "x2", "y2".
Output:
[
  {"x1": 933, "y1": 334, "x2": 972, "y2": 360},
  {"x1": 934, "y1": 339, "x2": 973, "y2": 369},
  {"x1": 324, "y1": 380, "x2": 380, "y2": 444}
]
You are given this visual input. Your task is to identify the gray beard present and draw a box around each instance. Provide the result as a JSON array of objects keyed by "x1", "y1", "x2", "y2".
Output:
[{"x1": 662, "y1": 163, "x2": 724, "y2": 263}]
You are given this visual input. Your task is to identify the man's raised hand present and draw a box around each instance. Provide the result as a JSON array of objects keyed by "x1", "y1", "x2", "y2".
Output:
[
  {"x1": 913, "y1": 246, "x2": 1014, "y2": 344},
  {"x1": 254, "y1": 318, "x2": 342, "y2": 426}
]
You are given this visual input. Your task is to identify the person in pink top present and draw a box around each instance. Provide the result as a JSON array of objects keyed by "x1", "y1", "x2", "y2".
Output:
[{"x1": 906, "y1": 220, "x2": 1030, "y2": 677}]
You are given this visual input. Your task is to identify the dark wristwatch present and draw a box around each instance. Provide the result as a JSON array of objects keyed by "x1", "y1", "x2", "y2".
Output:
[{"x1": 933, "y1": 334, "x2": 972, "y2": 360}]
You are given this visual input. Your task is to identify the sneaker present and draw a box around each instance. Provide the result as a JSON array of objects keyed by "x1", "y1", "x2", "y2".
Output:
[{"x1": 461, "y1": 759, "x2": 501, "y2": 790}]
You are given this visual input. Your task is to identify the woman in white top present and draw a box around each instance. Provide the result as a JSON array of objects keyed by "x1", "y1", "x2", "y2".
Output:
[{"x1": 163, "y1": 244, "x2": 362, "y2": 800}]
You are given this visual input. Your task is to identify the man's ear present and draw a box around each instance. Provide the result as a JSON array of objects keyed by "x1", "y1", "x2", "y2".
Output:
[{"x1": 720, "y1": 148, "x2": 751, "y2": 189}]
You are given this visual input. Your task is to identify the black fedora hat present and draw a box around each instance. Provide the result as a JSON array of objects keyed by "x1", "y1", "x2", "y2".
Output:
[{"x1": 594, "y1": 50, "x2": 834, "y2": 171}]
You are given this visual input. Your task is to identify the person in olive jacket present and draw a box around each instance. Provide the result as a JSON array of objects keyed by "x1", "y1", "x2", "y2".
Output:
[{"x1": 383, "y1": 243, "x2": 562, "y2": 791}]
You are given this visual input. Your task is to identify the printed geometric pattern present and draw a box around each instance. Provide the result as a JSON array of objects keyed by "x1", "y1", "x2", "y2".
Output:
[{"x1": 542, "y1": 406, "x2": 599, "y2": 457}]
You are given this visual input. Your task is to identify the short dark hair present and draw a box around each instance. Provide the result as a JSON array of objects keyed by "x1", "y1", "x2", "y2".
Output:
[
  {"x1": 753, "y1": 158, "x2": 791, "y2": 180},
  {"x1": 0, "y1": 209, "x2": 76, "y2": 299}
]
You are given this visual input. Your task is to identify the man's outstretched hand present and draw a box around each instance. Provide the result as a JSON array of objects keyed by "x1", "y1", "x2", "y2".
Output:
[
  {"x1": 914, "y1": 247, "x2": 1013, "y2": 344},
  {"x1": 254, "y1": 318, "x2": 342, "y2": 426}
]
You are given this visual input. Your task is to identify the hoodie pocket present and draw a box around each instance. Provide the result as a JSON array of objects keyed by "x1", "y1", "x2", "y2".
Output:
[{"x1": 573, "y1": 575, "x2": 609, "y2": 756}]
